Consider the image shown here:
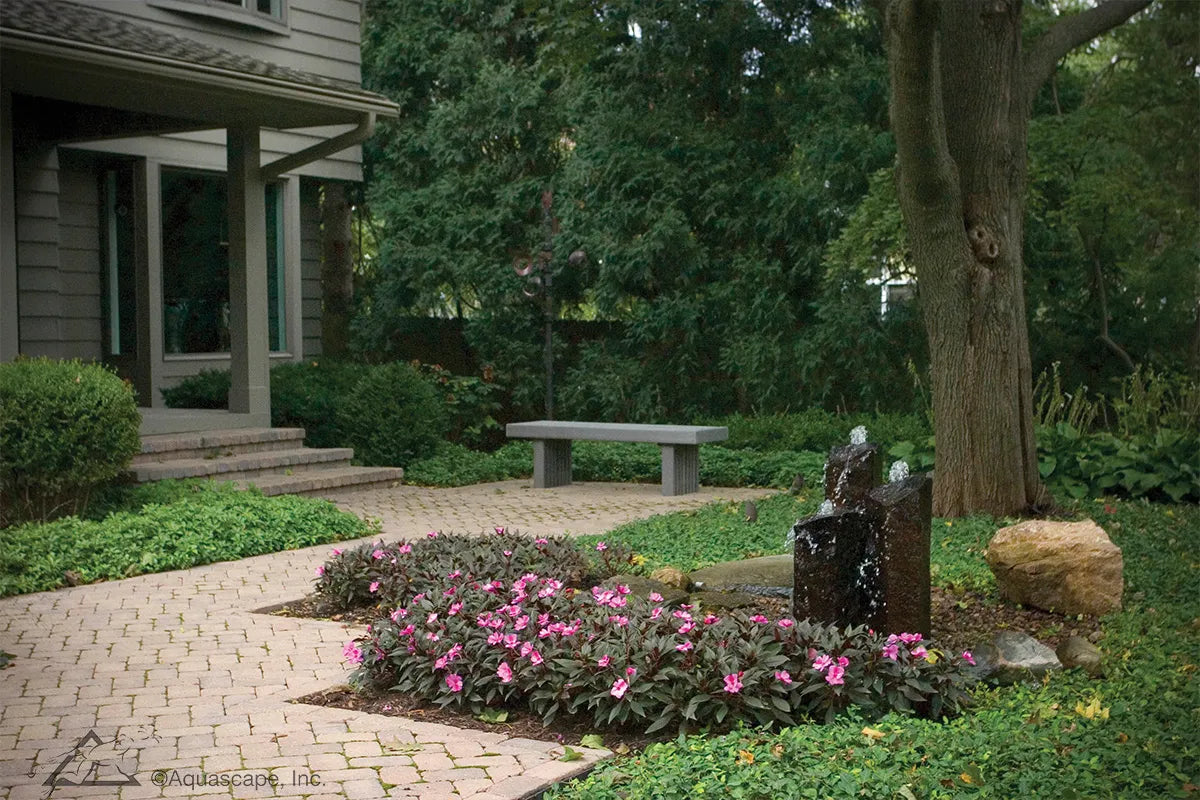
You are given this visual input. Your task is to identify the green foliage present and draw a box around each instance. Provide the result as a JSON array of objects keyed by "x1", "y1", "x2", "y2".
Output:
[
  {"x1": 548, "y1": 500, "x2": 1200, "y2": 800},
  {"x1": 411, "y1": 362, "x2": 506, "y2": 450},
  {"x1": 0, "y1": 484, "x2": 372, "y2": 596},
  {"x1": 159, "y1": 368, "x2": 229, "y2": 409},
  {"x1": 581, "y1": 495, "x2": 820, "y2": 575},
  {"x1": 403, "y1": 441, "x2": 533, "y2": 487},
  {"x1": 1037, "y1": 423, "x2": 1199, "y2": 503},
  {"x1": 338, "y1": 361, "x2": 449, "y2": 466},
  {"x1": 0, "y1": 358, "x2": 141, "y2": 526},
  {"x1": 269, "y1": 361, "x2": 363, "y2": 448},
  {"x1": 712, "y1": 410, "x2": 931, "y2": 456}
]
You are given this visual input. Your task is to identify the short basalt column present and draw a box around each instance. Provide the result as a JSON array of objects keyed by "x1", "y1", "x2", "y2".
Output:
[
  {"x1": 866, "y1": 474, "x2": 933, "y2": 637},
  {"x1": 790, "y1": 508, "x2": 873, "y2": 628}
]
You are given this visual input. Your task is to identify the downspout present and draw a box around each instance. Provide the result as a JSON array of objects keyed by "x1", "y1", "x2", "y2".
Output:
[{"x1": 260, "y1": 112, "x2": 376, "y2": 180}]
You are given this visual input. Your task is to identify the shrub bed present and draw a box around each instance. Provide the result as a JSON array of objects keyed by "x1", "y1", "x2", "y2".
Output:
[
  {"x1": 0, "y1": 482, "x2": 374, "y2": 596},
  {"x1": 0, "y1": 358, "x2": 141, "y2": 526},
  {"x1": 324, "y1": 534, "x2": 974, "y2": 734}
]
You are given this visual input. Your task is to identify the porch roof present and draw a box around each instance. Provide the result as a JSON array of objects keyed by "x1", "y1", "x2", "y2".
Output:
[{"x1": 0, "y1": 0, "x2": 398, "y2": 134}]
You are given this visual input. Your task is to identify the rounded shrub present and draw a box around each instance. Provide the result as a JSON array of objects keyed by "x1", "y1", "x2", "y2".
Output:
[
  {"x1": 338, "y1": 361, "x2": 449, "y2": 466},
  {"x1": 0, "y1": 358, "x2": 141, "y2": 526}
]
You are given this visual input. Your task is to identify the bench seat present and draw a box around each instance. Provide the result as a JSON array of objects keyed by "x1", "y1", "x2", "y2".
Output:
[{"x1": 505, "y1": 420, "x2": 729, "y2": 495}]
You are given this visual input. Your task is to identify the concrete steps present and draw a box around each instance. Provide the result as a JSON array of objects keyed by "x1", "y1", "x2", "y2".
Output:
[{"x1": 132, "y1": 427, "x2": 403, "y2": 497}]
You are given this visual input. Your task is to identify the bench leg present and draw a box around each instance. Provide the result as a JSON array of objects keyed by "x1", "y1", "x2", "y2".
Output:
[
  {"x1": 661, "y1": 444, "x2": 699, "y2": 495},
  {"x1": 533, "y1": 440, "x2": 572, "y2": 488}
]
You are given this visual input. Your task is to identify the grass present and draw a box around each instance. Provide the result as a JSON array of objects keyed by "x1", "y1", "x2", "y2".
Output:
[
  {"x1": 0, "y1": 480, "x2": 376, "y2": 597},
  {"x1": 549, "y1": 497, "x2": 1200, "y2": 799}
]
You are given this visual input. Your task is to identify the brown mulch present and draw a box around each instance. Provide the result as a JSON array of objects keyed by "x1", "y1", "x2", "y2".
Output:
[{"x1": 270, "y1": 585, "x2": 1100, "y2": 751}]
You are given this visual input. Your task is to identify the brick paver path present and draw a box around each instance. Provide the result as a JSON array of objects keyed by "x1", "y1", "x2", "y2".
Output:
[{"x1": 0, "y1": 481, "x2": 772, "y2": 800}]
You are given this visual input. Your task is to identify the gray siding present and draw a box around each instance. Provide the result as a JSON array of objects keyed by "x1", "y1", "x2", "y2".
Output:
[
  {"x1": 15, "y1": 146, "x2": 61, "y2": 357},
  {"x1": 72, "y1": 0, "x2": 363, "y2": 85},
  {"x1": 57, "y1": 155, "x2": 103, "y2": 360},
  {"x1": 300, "y1": 178, "x2": 323, "y2": 357}
]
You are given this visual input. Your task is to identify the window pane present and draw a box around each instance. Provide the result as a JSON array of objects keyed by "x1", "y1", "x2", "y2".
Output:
[
  {"x1": 161, "y1": 169, "x2": 284, "y2": 354},
  {"x1": 161, "y1": 170, "x2": 229, "y2": 354}
]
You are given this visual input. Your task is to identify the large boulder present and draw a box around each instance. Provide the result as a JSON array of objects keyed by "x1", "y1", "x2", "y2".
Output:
[
  {"x1": 985, "y1": 520, "x2": 1123, "y2": 616},
  {"x1": 688, "y1": 555, "x2": 793, "y2": 597}
]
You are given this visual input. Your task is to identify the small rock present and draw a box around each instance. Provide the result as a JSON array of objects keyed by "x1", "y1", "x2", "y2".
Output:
[
  {"x1": 689, "y1": 590, "x2": 757, "y2": 611},
  {"x1": 986, "y1": 519, "x2": 1123, "y2": 616},
  {"x1": 743, "y1": 500, "x2": 758, "y2": 523},
  {"x1": 971, "y1": 631, "x2": 1062, "y2": 685},
  {"x1": 789, "y1": 473, "x2": 806, "y2": 495},
  {"x1": 1088, "y1": 630, "x2": 1104, "y2": 644},
  {"x1": 1056, "y1": 635, "x2": 1103, "y2": 677},
  {"x1": 600, "y1": 575, "x2": 687, "y2": 606},
  {"x1": 648, "y1": 567, "x2": 689, "y2": 591},
  {"x1": 63, "y1": 570, "x2": 83, "y2": 587}
]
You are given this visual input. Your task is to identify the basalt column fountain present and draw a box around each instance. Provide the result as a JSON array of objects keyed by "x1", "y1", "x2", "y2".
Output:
[{"x1": 790, "y1": 429, "x2": 932, "y2": 637}]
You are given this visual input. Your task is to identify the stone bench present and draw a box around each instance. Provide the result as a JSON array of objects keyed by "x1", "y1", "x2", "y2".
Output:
[{"x1": 505, "y1": 420, "x2": 729, "y2": 496}]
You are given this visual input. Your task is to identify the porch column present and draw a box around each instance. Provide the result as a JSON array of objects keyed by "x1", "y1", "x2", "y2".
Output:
[
  {"x1": 226, "y1": 126, "x2": 270, "y2": 419},
  {"x1": 1, "y1": 90, "x2": 18, "y2": 361}
]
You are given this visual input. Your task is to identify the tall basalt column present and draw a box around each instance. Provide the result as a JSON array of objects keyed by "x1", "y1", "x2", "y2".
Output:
[
  {"x1": 825, "y1": 443, "x2": 881, "y2": 509},
  {"x1": 866, "y1": 474, "x2": 933, "y2": 637}
]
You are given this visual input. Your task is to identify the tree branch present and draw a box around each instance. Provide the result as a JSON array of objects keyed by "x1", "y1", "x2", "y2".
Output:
[
  {"x1": 1023, "y1": 0, "x2": 1151, "y2": 106},
  {"x1": 886, "y1": 0, "x2": 958, "y2": 212}
]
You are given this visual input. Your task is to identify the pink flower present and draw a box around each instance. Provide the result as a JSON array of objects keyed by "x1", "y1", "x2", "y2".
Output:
[
  {"x1": 331, "y1": 548, "x2": 343, "y2": 556},
  {"x1": 448, "y1": 602, "x2": 464, "y2": 616},
  {"x1": 649, "y1": 592, "x2": 664, "y2": 603},
  {"x1": 495, "y1": 526, "x2": 506, "y2": 535},
  {"x1": 882, "y1": 643, "x2": 900, "y2": 660},
  {"x1": 723, "y1": 672, "x2": 744, "y2": 694},
  {"x1": 749, "y1": 614, "x2": 769, "y2": 624},
  {"x1": 390, "y1": 608, "x2": 406, "y2": 623},
  {"x1": 315, "y1": 566, "x2": 325, "y2": 577},
  {"x1": 447, "y1": 570, "x2": 462, "y2": 580},
  {"x1": 678, "y1": 621, "x2": 696, "y2": 634},
  {"x1": 427, "y1": 531, "x2": 439, "y2": 539},
  {"x1": 812, "y1": 655, "x2": 833, "y2": 672},
  {"x1": 650, "y1": 607, "x2": 663, "y2": 620},
  {"x1": 445, "y1": 674, "x2": 463, "y2": 692},
  {"x1": 836, "y1": 656, "x2": 849, "y2": 668},
  {"x1": 399, "y1": 624, "x2": 415, "y2": 637},
  {"x1": 369, "y1": 581, "x2": 380, "y2": 593},
  {"x1": 703, "y1": 614, "x2": 721, "y2": 625},
  {"x1": 673, "y1": 610, "x2": 692, "y2": 620},
  {"x1": 616, "y1": 584, "x2": 631, "y2": 595},
  {"x1": 535, "y1": 537, "x2": 548, "y2": 545},
  {"x1": 825, "y1": 665, "x2": 845, "y2": 685},
  {"x1": 487, "y1": 632, "x2": 503, "y2": 646},
  {"x1": 595, "y1": 542, "x2": 608, "y2": 552},
  {"x1": 497, "y1": 662, "x2": 513, "y2": 683},
  {"x1": 675, "y1": 640, "x2": 693, "y2": 652},
  {"x1": 598, "y1": 655, "x2": 611, "y2": 667},
  {"x1": 610, "y1": 678, "x2": 629, "y2": 699},
  {"x1": 626, "y1": 666, "x2": 638, "y2": 677},
  {"x1": 529, "y1": 650, "x2": 544, "y2": 666},
  {"x1": 503, "y1": 633, "x2": 520, "y2": 650},
  {"x1": 777, "y1": 619, "x2": 795, "y2": 629},
  {"x1": 775, "y1": 670, "x2": 793, "y2": 685},
  {"x1": 608, "y1": 615, "x2": 629, "y2": 627},
  {"x1": 962, "y1": 650, "x2": 976, "y2": 666},
  {"x1": 426, "y1": 612, "x2": 439, "y2": 625},
  {"x1": 503, "y1": 550, "x2": 512, "y2": 557},
  {"x1": 372, "y1": 549, "x2": 385, "y2": 560},
  {"x1": 899, "y1": 632, "x2": 922, "y2": 645},
  {"x1": 911, "y1": 647, "x2": 928, "y2": 659},
  {"x1": 342, "y1": 641, "x2": 363, "y2": 665},
  {"x1": 399, "y1": 543, "x2": 412, "y2": 554}
]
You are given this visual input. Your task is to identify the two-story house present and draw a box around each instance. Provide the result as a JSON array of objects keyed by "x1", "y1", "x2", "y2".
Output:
[{"x1": 0, "y1": 0, "x2": 398, "y2": 440}]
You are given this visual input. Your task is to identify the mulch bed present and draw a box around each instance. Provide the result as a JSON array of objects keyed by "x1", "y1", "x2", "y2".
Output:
[{"x1": 270, "y1": 586, "x2": 1100, "y2": 751}]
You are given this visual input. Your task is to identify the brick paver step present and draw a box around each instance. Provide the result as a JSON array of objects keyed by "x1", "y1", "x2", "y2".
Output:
[
  {"x1": 134, "y1": 427, "x2": 307, "y2": 465},
  {"x1": 241, "y1": 466, "x2": 405, "y2": 497},
  {"x1": 130, "y1": 447, "x2": 354, "y2": 483}
]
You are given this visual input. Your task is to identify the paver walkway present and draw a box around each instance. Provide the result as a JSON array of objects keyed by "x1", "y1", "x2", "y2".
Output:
[{"x1": 0, "y1": 480, "x2": 772, "y2": 800}]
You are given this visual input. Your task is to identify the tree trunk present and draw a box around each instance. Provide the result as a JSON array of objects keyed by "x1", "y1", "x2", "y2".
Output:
[
  {"x1": 320, "y1": 181, "x2": 354, "y2": 357},
  {"x1": 885, "y1": 0, "x2": 1149, "y2": 517}
]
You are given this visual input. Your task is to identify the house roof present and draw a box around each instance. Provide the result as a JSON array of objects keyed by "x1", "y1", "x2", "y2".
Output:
[{"x1": 0, "y1": 0, "x2": 398, "y2": 125}]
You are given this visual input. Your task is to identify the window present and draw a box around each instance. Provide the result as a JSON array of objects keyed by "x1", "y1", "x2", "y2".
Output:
[
  {"x1": 160, "y1": 169, "x2": 286, "y2": 354},
  {"x1": 218, "y1": 0, "x2": 283, "y2": 19},
  {"x1": 150, "y1": 0, "x2": 288, "y2": 32}
]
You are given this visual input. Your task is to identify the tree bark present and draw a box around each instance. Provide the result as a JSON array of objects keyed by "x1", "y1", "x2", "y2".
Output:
[
  {"x1": 320, "y1": 182, "x2": 354, "y2": 357},
  {"x1": 885, "y1": 0, "x2": 1148, "y2": 517}
]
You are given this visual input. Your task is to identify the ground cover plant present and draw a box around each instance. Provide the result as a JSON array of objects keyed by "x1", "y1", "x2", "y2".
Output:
[
  {"x1": 546, "y1": 498, "x2": 1200, "y2": 799},
  {"x1": 0, "y1": 481, "x2": 374, "y2": 596},
  {"x1": 324, "y1": 531, "x2": 975, "y2": 735}
]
